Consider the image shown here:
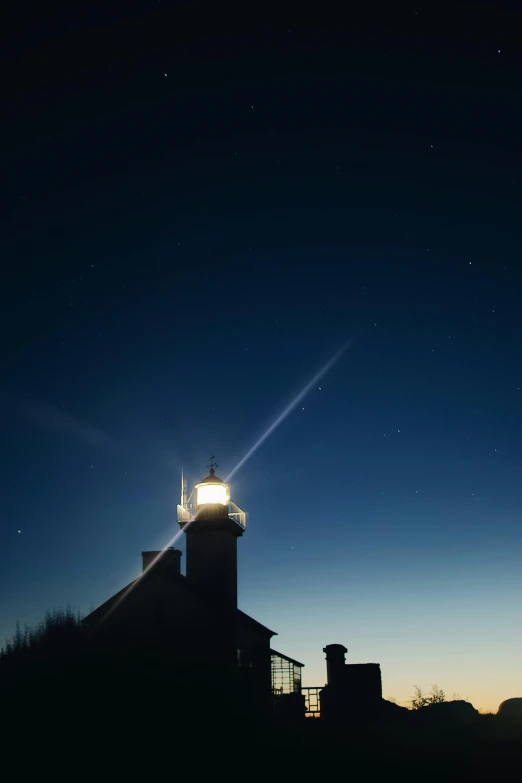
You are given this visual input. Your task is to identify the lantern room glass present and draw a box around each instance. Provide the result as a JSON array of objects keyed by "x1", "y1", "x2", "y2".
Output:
[{"x1": 197, "y1": 482, "x2": 229, "y2": 506}]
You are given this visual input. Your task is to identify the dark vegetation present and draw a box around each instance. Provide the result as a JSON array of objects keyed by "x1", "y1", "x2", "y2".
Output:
[
  {"x1": 409, "y1": 683, "x2": 446, "y2": 708},
  {"x1": 1, "y1": 611, "x2": 519, "y2": 780}
]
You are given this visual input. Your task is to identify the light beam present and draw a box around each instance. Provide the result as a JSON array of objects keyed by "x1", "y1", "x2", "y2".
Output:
[
  {"x1": 97, "y1": 340, "x2": 352, "y2": 622},
  {"x1": 225, "y1": 339, "x2": 352, "y2": 482}
]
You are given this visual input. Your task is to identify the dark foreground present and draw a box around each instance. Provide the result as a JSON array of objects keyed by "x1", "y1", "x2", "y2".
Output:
[
  {"x1": 3, "y1": 694, "x2": 519, "y2": 781},
  {"x1": 1, "y1": 643, "x2": 519, "y2": 779}
]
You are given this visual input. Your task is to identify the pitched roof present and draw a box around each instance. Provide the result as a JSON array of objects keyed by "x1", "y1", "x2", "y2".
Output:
[
  {"x1": 83, "y1": 569, "x2": 203, "y2": 626},
  {"x1": 83, "y1": 578, "x2": 139, "y2": 626},
  {"x1": 270, "y1": 648, "x2": 304, "y2": 667},
  {"x1": 83, "y1": 570, "x2": 277, "y2": 638},
  {"x1": 237, "y1": 609, "x2": 277, "y2": 638}
]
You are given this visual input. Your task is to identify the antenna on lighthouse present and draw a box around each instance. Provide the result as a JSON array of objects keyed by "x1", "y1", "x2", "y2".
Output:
[{"x1": 177, "y1": 468, "x2": 193, "y2": 524}]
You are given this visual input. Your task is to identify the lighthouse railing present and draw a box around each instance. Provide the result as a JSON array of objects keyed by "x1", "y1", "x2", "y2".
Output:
[{"x1": 229, "y1": 501, "x2": 246, "y2": 530}]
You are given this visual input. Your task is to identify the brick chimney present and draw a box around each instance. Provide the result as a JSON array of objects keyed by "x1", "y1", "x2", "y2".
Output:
[
  {"x1": 141, "y1": 548, "x2": 181, "y2": 575},
  {"x1": 323, "y1": 644, "x2": 348, "y2": 688}
]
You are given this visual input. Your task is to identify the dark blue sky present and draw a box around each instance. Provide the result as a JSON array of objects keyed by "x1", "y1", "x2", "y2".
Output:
[{"x1": 2, "y1": 2, "x2": 521, "y2": 709}]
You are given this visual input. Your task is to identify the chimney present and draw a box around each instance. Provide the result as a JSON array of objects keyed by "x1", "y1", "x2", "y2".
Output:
[
  {"x1": 142, "y1": 548, "x2": 181, "y2": 575},
  {"x1": 323, "y1": 644, "x2": 348, "y2": 688}
]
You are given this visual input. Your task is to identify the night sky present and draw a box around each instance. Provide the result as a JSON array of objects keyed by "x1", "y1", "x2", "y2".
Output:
[{"x1": 2, "y1": 2, "x2": 522, "y2": 711}]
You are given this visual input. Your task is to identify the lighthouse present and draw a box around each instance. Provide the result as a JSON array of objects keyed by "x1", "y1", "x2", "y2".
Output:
[
  {"x1": 177, "y1": 459, "x2": 246, "y2": 613},
  {"x1": 84, "y1": 457, "x2": 307, "y2": 723}
]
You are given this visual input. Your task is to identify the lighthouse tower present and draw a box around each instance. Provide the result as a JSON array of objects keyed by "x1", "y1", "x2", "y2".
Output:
[{"x1": 177, "y1": 459, "x2": 246, "y2": 613}]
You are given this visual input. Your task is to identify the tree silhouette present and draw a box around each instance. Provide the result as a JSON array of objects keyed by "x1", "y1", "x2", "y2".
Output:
[
  {"x1": 410, "y1": 684, "x2": 446, "y2": 709},
  {"x1": 0, "y1": 607, "x2": 82, "y2": 664}
]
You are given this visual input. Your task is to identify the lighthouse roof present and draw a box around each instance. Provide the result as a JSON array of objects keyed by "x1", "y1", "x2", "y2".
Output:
[{"x1": 198, "y1": 467, "x2": 224, "y2": 484}]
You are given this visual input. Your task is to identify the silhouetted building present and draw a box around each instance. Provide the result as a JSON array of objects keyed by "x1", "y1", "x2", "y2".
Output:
[
  {"x1": 83, "y1": 464, "x2": 303, "y2": 720},
  {"x1": 320, "y1": 644, "x2": 382, "y2": 724},
  {"x1": 83, "y1": 463, "x2": 384, "y2": 722}
]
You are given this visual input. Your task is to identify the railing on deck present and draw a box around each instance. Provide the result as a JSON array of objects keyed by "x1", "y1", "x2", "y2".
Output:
[{"x1": 229, "y1": 501, "x2": 246, "y2": 529}]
